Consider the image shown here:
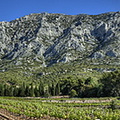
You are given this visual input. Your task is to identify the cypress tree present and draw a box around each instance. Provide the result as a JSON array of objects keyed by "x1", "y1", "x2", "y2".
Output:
[
  {"x1": 44, "y1": 85, "x2": 50, "y2": 97},
  {"x1": 4, "y1": 85, "x2": 10, "y2": 96},
  {"x1": 39, "y1": 82, "x2": 44, "y2": 96},
  {"x1": 29, "y1": 83, "x2": 35, "y2": 97},
  {"x1": 0, "y1": 84, "x2": 4, "y2": 96},
  {"x1": 25, "y1": 85, "x2": 30, "y2": 96},
  {"x1": 52, "y1": 83, "x2": 56, "y2": 96},
  {"x1": 18, "y1": 83, "x2": 26, "y2": 97},
  {"x1": 18, "y1": 86, "x2": 25, "y2": 97},
  {"x1": 13, "y1": 87, "x2": 19, "y2": 96},
  {"x1": 34, "y1": 86, "x2": 40, "y2": 97},
  {"x1": 9, "y1": 86, "x2": 14, "y2": 96},
  {"x1": 55, "y1": 82, "x2": 60, "y2": 96}
]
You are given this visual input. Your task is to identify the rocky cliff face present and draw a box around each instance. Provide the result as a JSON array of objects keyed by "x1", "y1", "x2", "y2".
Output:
[{"x1": 0, "y1": 12, "x2": 120, "y2": 68}]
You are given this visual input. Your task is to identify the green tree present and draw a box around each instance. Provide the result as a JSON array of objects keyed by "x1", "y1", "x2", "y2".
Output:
[
  {"x1": 4, "y1": 85, "x2": 10, "y2": 96},
  {"x1": 44, "y1": 85, "x2": 50, "y2": 97},
  {"x1": 18, "y1": 83, "x2": 26, "y2": 97},
  {"x1": 9, "y1": 86, "x2": 14, "y2": 96},
  {"x1": 38, "y1": 82, "x2": 44, "y2": 96},
  {"x1": 34, "y1": 86, "x2": 40, "y2": 97},
  {"x1": 0, "y1": 84, "x2": 4, "y2": 96},
  {"x1": 100, "y1": 71, "x2": 120, "y2": 97},
  {"x1": 18, "y1": 86, "x2": 25, "y2": 97},
  {"x1": 51, "y1": 83, "x2": 56, "y2": 96},
  {"x1": 55, "y1": 81, "x2": 60, "y2": 96},
  {"x1": 25, "y1": 85, "x2": 30, "y2": 96},
  {"x1": 13, "y1": 87, "x2": 19, "y2": 96},
  {"x1": 70, "y1": 89, "x2": 77, "y2": 98},
  {"x1": 29, "y1": 83, "x2": 35, "y2": 97},
  {"x1": 85, "y1": 77, "x2": 92, "y2": 85}
]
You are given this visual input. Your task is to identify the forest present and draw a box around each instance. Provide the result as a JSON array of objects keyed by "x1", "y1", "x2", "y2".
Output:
[{"x1": 0, "y1": 70, "x2": 120, "y2": 98}]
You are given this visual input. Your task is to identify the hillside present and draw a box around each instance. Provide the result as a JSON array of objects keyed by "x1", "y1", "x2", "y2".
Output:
[
  {"x1": 0, "y1": 11, "x2": 120, "y2": 71},
  {"x1": 0, "y1": 12, "x2": 120, "y2": 97}
]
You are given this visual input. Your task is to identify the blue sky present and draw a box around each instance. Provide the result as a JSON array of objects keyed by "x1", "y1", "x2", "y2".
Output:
[{"x1": 0, "y1": 0, "x2": 120, "y2": 21}]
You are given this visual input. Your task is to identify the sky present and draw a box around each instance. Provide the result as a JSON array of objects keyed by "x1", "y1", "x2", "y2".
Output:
[{"x1": 0, "y1": 0, "x2": 120, "y2": 21}]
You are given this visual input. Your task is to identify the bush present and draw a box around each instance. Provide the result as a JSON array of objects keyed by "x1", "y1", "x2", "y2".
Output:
[
  {"x1": 109, "y1": 100, "x2": 117, "y2": 111},
  {"x1": 69, "y1": 89, "x2": 77, "y2": 98}
]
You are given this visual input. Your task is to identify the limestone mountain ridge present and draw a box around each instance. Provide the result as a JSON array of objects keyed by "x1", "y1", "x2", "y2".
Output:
[{"x1": 0, "y1": 11, "x2": 120, "y2": 69}]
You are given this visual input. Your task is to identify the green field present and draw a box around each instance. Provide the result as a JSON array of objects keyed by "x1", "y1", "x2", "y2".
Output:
[{"x1": 0, "y1": 97, "x2": 120, "y2": 120}]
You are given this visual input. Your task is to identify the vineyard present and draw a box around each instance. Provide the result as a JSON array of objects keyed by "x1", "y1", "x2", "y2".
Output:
[{"x1": 0, "y1": 97, "x2": 120, "y2": 120}]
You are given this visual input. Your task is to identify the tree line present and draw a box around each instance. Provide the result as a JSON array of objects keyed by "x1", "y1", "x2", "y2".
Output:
[{"x1": 0, "y1": 71, "x2": 120, "y2": 97}]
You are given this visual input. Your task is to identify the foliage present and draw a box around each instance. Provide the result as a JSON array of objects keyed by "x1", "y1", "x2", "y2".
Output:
[
  {"x1": 109, "y1": 100, "x2": 118, "y2": 111},
  {"x1": 100, "y1": 71, "x2": 120, "y2": 97},
  {"x1": 0, "y1": 63, "x2": 120, "y2": 97},
  {"x1": 69, "y1": 89, "x2": 77, "y2": 98},
  {"x1": 0, "y1": 97, "x2": 120, "y2": 120}
]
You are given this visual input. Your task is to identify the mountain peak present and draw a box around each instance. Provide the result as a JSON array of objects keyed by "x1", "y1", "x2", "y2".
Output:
[{"x1": 0, "y1": 12, "x2": 120, "y2": 70}]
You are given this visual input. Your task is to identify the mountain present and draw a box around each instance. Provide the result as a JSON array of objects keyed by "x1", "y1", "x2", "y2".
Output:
[{"x1": 0, "y1": 11, "x2": 120, "y2": 70}]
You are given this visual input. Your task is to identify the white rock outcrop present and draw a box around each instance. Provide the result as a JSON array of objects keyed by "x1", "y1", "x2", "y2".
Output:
[{"x1": 0, "y1": 12, "x2": 120, "y2": 67}]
